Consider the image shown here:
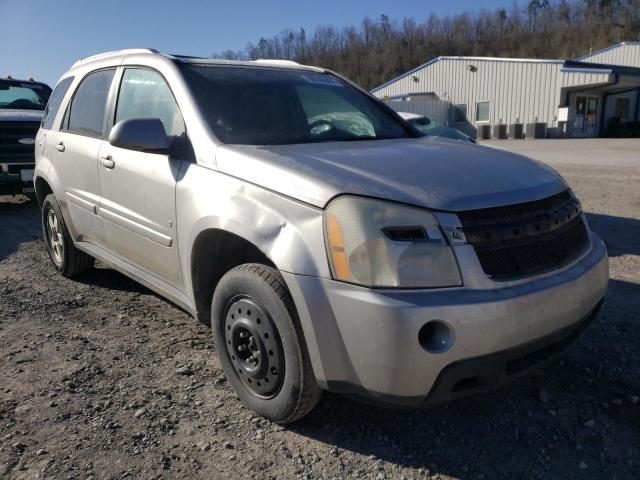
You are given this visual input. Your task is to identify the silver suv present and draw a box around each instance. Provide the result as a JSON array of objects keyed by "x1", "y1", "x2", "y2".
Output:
[{"x1": 34, "y1": 49, "x2": 608, "y2": 423}]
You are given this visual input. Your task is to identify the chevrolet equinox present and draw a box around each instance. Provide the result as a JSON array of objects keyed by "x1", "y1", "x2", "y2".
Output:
[{"x1": 34, "y1": 49, "x2": 608, "y2": 423}]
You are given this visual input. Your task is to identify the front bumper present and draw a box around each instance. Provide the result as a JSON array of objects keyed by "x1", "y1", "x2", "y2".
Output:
[{"x1": 283, "y1": 232, "x2": 608, "y2": 406}]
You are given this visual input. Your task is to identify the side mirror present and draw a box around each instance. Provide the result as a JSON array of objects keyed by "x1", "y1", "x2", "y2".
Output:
[{"x1": 109, "y1": 118, "x2": 171, "y2": 153}]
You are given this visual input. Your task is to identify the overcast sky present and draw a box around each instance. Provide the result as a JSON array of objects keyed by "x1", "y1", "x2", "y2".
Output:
[{"x1": 1, "y1": 0, "x2": 513, "y2": 85}]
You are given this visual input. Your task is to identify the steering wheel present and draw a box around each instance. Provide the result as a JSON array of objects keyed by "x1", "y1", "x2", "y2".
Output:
[{"x1": 309, "y1": 119, "x2": 336, "y2": 136}]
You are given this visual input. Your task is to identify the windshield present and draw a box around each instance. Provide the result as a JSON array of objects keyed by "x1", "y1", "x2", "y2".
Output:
[
  {"x1": 180, "y1": 64, "x2": 411, "y2": 145},
  {"x1": 408, "y1": 116, "x2": 469, "y2": 142},
  {"x1": 0, "y1": 80, "x2": 51, "y2": 110}
]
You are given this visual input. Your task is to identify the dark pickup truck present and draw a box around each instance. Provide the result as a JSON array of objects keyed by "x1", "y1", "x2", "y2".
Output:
[{"x1": 0, "y1": 77, "x2": 51, "y2": 196}]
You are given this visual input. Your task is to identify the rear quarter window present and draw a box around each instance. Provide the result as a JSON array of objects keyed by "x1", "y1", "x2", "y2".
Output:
[{"x1": 41, "y1": 77, "x2": 74, "y2": 130}]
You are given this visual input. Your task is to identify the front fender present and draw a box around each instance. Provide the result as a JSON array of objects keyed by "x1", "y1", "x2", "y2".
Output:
[{"x1": 176, "y1": 164, "x2": 330, "y2": 300}]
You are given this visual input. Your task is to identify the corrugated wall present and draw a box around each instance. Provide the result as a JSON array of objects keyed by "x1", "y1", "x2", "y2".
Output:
[
  {"x1": 579, "y1": 43, "x2": 640, "y2": 68},
  {"x1": 387, "y1": 97, "x2": 451, "y2": 123},
  {"x1": 373, "y1": 58, "x2": 612, "y2": 127}
]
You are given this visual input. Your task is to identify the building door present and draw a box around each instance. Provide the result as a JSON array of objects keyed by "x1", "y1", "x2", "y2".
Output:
[{"x1": 573, "y1": 95, "x2": 599, "y2": 137}]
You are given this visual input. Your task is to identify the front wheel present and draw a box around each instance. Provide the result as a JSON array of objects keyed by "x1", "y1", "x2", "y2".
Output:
[{"x1": 211, "y1": 263, "x2": 321, "y2": 423}]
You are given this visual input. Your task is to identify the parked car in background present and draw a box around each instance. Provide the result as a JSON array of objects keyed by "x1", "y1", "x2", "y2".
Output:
[
  {"x1": 398, "y1": 111, "x2": 476, "y2": 143},
  {"x1": 0, "y1": 76, "x2": 51, "y2": 196},
  {"x1": 35, "y1": 49, "x2": 607, "y2": 423}
]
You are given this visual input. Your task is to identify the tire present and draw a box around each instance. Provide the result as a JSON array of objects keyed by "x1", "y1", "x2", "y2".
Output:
[
  {"x1": 42, "y1": 194, "x2": 94, "y2": 277},
  {"x1": 211, "y1": 263, "x2": 321, "y2": 423}
]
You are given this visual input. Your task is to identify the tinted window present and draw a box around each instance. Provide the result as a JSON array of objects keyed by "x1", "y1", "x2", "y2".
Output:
[
  {"x1": 295, "y1": 85, "x2": 375, "y2": 137},
  {"x1": 454, "y1": 104, "x2": 467, "y2": 123},
  {"x1": 180, "y1": 65, "x2": 410, "y2": 145},
  {"x1": 42, "y1": 77, "x2": 74, "y2": 130},
  {"x1": 115, "y1": 68, "x2": 185, "y2": 136},
  {"x1": 410, "y1": 117, "x2": 470, "y2": 142},
  {"x1": 0, "y1": 80, "x2": 51, "y2": 110},
  {"x1": 67, "y1": 69, "x2": 115, "y2": 137}
]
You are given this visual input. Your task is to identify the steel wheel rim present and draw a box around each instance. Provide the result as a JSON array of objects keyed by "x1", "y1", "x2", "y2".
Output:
[
  {"x1": 224, "y1": 297, "x2": 284, "y2": 398},
  {"x1": 46, "y1": 209, "x2": 63, "y2": 265}
]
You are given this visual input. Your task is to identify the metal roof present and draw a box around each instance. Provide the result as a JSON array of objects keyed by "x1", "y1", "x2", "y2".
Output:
[
  {"x1": 371, "y1": 53, "x2": 640, "y2": 93},
  {"x1": 371, "y1": 55, "x2": 567, "y2": 93},
  {"x1": 575, "y1": 41, "x2": 640, "y2": 61}
]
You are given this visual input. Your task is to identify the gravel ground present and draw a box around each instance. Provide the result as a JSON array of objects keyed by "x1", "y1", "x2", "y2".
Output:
[{"x1": 1, "y1": 139, "x2": 638, "y2": 479}]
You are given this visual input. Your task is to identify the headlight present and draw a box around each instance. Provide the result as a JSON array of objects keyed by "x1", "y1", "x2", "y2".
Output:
[{"x1": 324, "y1": 195, "x2": 462, "y2": 288}]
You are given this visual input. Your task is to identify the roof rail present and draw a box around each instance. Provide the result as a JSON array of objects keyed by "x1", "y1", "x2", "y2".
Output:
[
  {"x1": 252, "y1": 58, "x2": 325, "y2": 72},
  {"x1": 71, "y1": 48, "x2": 158, "y2": 69},
  {"x1": 253, "y1": 59, "x2": 301, "y2": 67}
]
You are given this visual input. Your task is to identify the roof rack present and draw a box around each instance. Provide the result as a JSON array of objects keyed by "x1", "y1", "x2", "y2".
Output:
[
  {"x1": 71, "y1": 48, "x2": 158, "y2": 68},
  {"x1": 252, "y1": 59, "x2": 301, "y2": 67}
]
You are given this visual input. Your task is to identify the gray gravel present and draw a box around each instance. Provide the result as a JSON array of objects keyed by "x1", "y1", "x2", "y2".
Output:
[{"x1": 1, "y1": 140, "x2": 638, "y2": 479}]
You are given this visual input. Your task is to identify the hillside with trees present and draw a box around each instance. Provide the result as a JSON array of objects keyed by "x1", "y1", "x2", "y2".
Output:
[{"x1": 215, "y1": 0, "x2": 640, "y2": 90}]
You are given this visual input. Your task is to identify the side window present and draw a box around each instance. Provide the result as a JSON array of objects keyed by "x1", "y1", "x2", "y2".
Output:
[
  {"x1": 115, "y1": 68, "x2": 185, "y2": 137},
  {"x1": 42, "y1": 76, "x2": 74, "y2": 130},
  {"x1": 66, "y1": 69, "x2": 115, "y2": 137}
]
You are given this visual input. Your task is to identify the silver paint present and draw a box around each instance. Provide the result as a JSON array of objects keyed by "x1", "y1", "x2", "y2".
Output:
[{"x1": 35, "y1": 49, "x2": 609, "y2": 404}]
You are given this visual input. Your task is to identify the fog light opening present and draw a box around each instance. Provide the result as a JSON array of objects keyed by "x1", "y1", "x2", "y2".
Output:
[{"x1": 419, "y1": 320, "x2": 454, "y2": 354}]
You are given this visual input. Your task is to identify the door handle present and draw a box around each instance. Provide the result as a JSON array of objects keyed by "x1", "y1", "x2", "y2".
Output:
[
  {"x1": 100, "y1": 156, "x2": 115, "y2": 169},
  {"x1": 55, "y1": 142, "x2": 65, "y2": 152}
]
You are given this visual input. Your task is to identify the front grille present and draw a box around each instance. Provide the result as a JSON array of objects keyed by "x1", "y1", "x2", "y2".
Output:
[
  {"x1": 7, "y1": 164, "x2": 35, "y2": 174},
  {"x1": 459, "y1": 190, "x2": 589, "y2": 278},
  {"x1": 0, "y1": 121, "x2": 40, "y2": 164}
]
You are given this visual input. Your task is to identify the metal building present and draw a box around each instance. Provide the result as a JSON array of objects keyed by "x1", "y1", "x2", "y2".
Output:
[
  {"x1": 371, "y1": 43, "x2": 640, "y2": 139},
  {"x1": 577, "y1": 41, "x2": 640, "y2": 67}
]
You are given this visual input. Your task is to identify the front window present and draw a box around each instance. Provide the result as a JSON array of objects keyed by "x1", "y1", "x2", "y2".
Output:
[
  {"x1": 180, "y1": 64, "x2": 411, "y2": 145},
  {"x1": 115, "y1": 68, "x2": 185, "y2": 137},
  {"x1": 0, "y1": 80, "x2": 51, "y2": 110}
]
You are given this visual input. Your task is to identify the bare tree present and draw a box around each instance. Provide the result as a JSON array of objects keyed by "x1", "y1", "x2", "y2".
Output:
[{"x1": 212, "y1": 0, "x2": 640, "y2": 89}]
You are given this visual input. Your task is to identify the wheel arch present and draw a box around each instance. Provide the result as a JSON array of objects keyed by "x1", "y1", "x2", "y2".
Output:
[
  {"x1": 190, "y1": 228, "x2": 277, "y2": 324},
  {"x1": 34, "y1": 175, "x2": 54, "y2": 207}
]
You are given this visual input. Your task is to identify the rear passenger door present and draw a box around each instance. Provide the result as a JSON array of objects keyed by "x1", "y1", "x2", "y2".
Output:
[
  {"x1": 97, "y1": 67, "x2": 187, "y2": 287},
  {"x1": 54, "y1": 69, "x2": 115, "y2": 244}
]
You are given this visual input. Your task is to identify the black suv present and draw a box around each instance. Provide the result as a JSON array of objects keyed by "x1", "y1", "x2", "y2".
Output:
[{"x1": 0, "y1": 77, "x2": 51, "y2": 196}]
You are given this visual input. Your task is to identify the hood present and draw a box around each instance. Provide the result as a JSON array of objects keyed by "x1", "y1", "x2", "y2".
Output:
[
  {"x1": 215, "y1": 137, "x2": 568, "y2": 211},
  {"x1": 0, "y1": 109, "x2": 44, "y2": 122}
]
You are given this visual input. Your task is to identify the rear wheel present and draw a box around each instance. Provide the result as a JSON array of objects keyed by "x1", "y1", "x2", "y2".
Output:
[
  {"x1": 42, "y1": 194, "x2": 94, "y2": 277},
  {"x1": 211, "y1": 263, "x2": 321, "y2": 423}
]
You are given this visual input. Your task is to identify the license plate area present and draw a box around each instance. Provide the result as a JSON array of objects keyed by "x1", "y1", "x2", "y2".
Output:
[{"x1": 20, "y1": 169, "x2": 34, "y2": 193}]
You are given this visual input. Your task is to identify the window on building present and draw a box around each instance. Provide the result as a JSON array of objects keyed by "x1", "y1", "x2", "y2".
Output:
[
  {"x1": 66, "y1": 69, "x2": 115, "y2": 137},
  {"x1": 454, "y1": 104, "x2": 467, "y2": 123},
  {"x1": 615, "y1": 97, "x2": 630, "y2": 120},
  {"x1": 475, "y1": 101, "x2": 490, "y2": 123}
]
